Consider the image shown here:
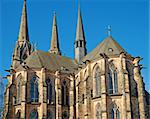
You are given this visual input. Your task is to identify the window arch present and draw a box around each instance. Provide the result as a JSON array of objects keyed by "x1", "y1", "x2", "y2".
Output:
[
  {"x1": 16, "y1": 110, "x2": 21, "y2": 119},
  {"x1": 30, "y1": 76, "x2": 39, "y2": 102},
  {"x1": 93, "y1": 66, "x2": 101, "y2": 97},
  {"x1": 108, "y1": 68, "x2": 113, "y2": 94},
  {"x1": 30, "y1": 109, "x2": 38, "y2": 119},
  {"x1": 110, "y1": 104, "x2": 120, "y2": 119},
  {"x1": 62, "y1": 80, "x2": 67, "y2": 105},
  {"x1": 116, "y1": 109, "x2": 120, "y2": 119},
  {"x1": 108, "y1": 65, "x2": 118, "y2": 94},
  {"x1": 96, "y1": 103, "x2": 102, "y2": 119},
  {"x1": 111, "y1": 108, "x2": 115, "y2": 119},
  {"x1": 46, "y1": 79, "x2": 53, "y2": 103},
  {"x1": 114, "y1": 70, "x2": 118, "y2": 93}
]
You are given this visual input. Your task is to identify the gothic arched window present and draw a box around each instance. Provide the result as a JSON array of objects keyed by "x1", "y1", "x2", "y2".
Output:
[
  {"x1": 30, "y1": 76, "x2": 39, "y2": 102},
  {"x1": 111, "y1": 109, "x2": 115, "y2": 119},
  {"x1": 95, "y1": 67, "x2": 101, "y2": 96},
  {"x1": 30, "y1": 109, "x2": 38, "y2": 119},
  {"x1": 47, "y1": 111, "x2": 53, "y2": 119},
  {"x1": 114, "y1": 70, "x2": 118, "y2": 93},
  {"x1": 110, "y1": 104, "x2": 120, "y2": 119},
  {"x1": 108, "y1": 68, "x2": 113, "y2": 94},
  {"x1": 96, "y1": 103, "x2": 102, "y2": 119},
  {"x1": 62, "y1": 80, "x2": 67, "y2": 105},
  {"x1": 116, "y1": 109, "x2": 120, "y2": 119},
  {"x1": 46, "y1": 79, "x2": 53, "y2": 103},
  {"x1": 108, "y1": 66, "x2": 118, "y2": 94},
  {"x1": 16, "y1": 110, "x2": 21, "y2": 119},
  {"x1": 17, "y1": 81, "x2": 21, "y2": 104}
]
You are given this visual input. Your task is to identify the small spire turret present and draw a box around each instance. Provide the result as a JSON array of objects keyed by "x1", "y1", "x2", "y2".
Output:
[
  {"x1": 18, "y1": 0, "x2": 29, "y2": 43},
  {"x1": 49, "y1": 12, "x2": 61, "y2": 55},
  {"x1": 74, "y1": 4, "x2": 87, "y2": 63},
  {"x1": 12, "y1": 0, "x2": 32, "y2": 69}
]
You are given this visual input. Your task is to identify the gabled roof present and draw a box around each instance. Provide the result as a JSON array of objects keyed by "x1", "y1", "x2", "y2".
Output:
[
  {"x1": 16, "y1": 50, "x2": 78, "y2": 73},
  {"x1": 83, "y1": 36, "x2": 127, "y2": 61}
]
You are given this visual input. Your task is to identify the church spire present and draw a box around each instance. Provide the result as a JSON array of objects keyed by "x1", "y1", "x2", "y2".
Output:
[
  {"x1": 74, "y1": 4, "x2": 87, "y2": 63},
  {"x1": 18, "y1": 0, "x2": 29, "y2": 43},
  {"x1": 76, "y1": 5, "x2": 85, "y2": 42},
  {"x1": 12, "y1": 0, "x2": 32, "y2": 69},
  {"x1": 49, "y1": 12, "x2": 61, "y2": 55}
]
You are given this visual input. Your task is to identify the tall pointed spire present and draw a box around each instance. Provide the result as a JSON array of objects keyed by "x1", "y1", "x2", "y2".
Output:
[
  {"x1": 49, "y1": 12, "x2": 61, "y2": 55},
  {"x1": 12, "y1": 0, "x2": 32, "y2": 69},
  {"x1": 74, "y1": 4, "x2": 87, "y2": 63},
  {"x1": 18, "y1": 0, "x2": 29, "y2": 42},
  {"x1": 76, "y1": 4, "x2": 85, "y2": 41}
]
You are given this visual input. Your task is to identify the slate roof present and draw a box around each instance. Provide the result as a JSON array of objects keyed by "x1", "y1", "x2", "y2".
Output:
[
  {"x1": 16, "y1": 50, "x2": 78, "y2": 73},
  {"x1": 83, "y1": 36, "x2": 127, "y2": 61}
]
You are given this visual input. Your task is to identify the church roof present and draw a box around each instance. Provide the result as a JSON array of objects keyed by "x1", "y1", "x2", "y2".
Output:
[
  {"x1": 16, "y1": 50, "x2": 78, "y2": 73},
  {"x1": 83, "y1": 36, "x2": 127, "y2": 61}
]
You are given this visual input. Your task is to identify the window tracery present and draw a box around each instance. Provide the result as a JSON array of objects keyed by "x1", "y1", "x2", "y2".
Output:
[
  {"x1": 110, "y1": 103, "x2": 120, "y2": 119},
  {"x1": 30, "y1": 76, "x2": 39, "y2": 102},
  {"x1": 46, "y1": 79, "x2": 53, "y2": 103},
  {"x1": 93, "y1": 65, "x2": 101, "y2": 97},
  {"x1": 108, "y1": 62, "x2": 118, "y2": 94},
  {"x1": 62, "y1": 80, "x2": 68, "y2": 105}
]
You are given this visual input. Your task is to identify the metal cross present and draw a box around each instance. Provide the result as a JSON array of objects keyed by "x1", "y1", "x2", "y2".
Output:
[{"x1": 106, "y1": 25, "x2": 112, "y2": 36}]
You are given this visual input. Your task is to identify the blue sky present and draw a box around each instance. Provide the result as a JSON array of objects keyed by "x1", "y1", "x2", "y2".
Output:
[{"x1": 0, "y1": 0, "x2": 149, "y2": 92}]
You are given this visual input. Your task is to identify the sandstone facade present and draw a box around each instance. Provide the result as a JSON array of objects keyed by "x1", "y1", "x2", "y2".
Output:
[{"x1": 2, "y1": 0, "x2": 150, "y2": 119}]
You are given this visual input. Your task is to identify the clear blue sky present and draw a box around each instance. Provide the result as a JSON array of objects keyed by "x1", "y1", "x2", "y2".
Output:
[{"x1": 0, "y1": 0, "x2": 149, "y2": 92}]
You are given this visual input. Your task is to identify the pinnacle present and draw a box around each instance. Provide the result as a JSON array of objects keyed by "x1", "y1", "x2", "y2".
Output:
[{"x1": 49, "y1": 13, "x2": 61, "y2": 55}]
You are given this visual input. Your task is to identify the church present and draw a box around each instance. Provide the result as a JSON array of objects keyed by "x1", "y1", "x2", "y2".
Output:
[{"x1": 2, "y1": 0, "x2": 150, "y2": 119}]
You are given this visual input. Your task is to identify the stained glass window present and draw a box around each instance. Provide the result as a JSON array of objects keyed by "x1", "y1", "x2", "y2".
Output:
[{"x1": 30, "y1": 76, "x2": 39, "y2": 102}]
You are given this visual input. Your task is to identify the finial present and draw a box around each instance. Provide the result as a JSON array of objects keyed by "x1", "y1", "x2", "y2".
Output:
[
  {"x1": 106, "y1": 25, "x2": 112, "y2": 36},
  {"x1": 54, "y1": 11, "x2": 56, "y2": 15},
  {"x1": 78, "y1": 0, "x2": 80, "y2": 10}
]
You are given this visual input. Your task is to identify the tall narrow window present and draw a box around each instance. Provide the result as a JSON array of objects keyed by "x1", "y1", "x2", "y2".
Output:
[
  {"x1": 30, "y1": 76, "x2": 39, "y2": 102},
  {"x1": 111, "y1": 109, "x2": 114, "y2": 119},
  {"x1": 108, "y1": 67, "x2": 118, "y2": 94},
  {"x1": 80, "y1": 40, "x2": 82, "y2": 47},
  {"x1": 108, "y1": 69, "x2": 113, "y2": 94},
  {"x1": 110, "y1": 104, "x2": 120, "y2": 119},
  {"x1": 82, "y1": 94, "x2": 84, "y2": 104},
  {"x1": 95, "y1": 67, "x2": 101, "y2": 96},
  {"x1": 62, "y1": 80, "x2": 67, "y2": 105},
  {"x1": 16, "y1": 110, "x2": 21, "y2": 119},
  {"x1": 114, "y1": 70, "x2": 118, "y2": 93},
  {"x1": 30, "y1": 109, "x2": 38, "y2": 119},
  {"x1": 116, "y1": 109, "x2": 120, "y2": 119},
  {"x1": 17, "y1": 81, "x2": 21, "y2": 104},
  {"x1": 46, "y1": 79, "x2": 53, "y2": 103}
]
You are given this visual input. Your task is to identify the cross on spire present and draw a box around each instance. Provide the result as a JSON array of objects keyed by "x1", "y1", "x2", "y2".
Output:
[{"x1": 106, "y1": 25, "x2": 112, "y2": 36}]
